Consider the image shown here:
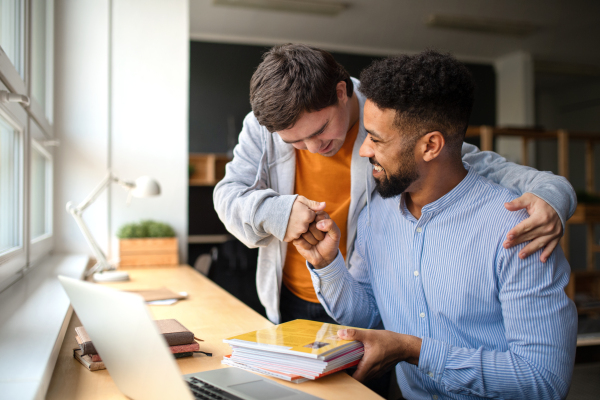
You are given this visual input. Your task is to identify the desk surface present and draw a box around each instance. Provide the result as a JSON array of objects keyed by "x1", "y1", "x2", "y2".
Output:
[{"x1": 46, "y1": 265, "x2": 381, "y2": 400}]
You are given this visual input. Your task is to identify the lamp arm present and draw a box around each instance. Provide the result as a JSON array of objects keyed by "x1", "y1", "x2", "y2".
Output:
[
  {"x1": 75, "y1": 172, "x2": 116, "y2": 212},
  {"x1": 69, "y1": 209, "x2": 112, "y2": 272}
]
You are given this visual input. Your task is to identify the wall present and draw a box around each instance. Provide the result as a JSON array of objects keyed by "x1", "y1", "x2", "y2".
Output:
[
  {"x1": 54, "y1": 0, "x2": 189, "y2": 263},
  {"x1": 494, "y1": 51, "x2": 535, "y2": 164}
]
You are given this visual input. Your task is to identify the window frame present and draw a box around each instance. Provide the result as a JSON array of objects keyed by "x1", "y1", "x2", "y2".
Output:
[
  {"x1": 0, "y1": 79, "x2": 27, "y2": 287},
  {"x1": 0, "y1": 0, "x2": 54, "y2": 290},
  {"x1": 27, "y1": 0, "x2": 54, "y2": 132},
  {"x1": 0, "y1": 0, "x2": 27, "y2": 96}
]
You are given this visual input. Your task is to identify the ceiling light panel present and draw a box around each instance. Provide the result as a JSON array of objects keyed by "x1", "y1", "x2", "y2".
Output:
[
  {"x1": 426, "y1": 14, "x2": 539, "y2": 37},
  {"x1": 213, "y1": 0, "x2": 349, "y2": 16}
]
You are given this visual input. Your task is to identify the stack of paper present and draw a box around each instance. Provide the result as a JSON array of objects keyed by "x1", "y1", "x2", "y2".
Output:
[{"x1": 222, "y1": 320, "x2": 365, "y2": 383}]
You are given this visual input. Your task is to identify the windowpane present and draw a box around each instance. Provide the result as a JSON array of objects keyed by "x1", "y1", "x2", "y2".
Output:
[
  {"x1": 31, "y1": 0, "x2": 53, "y2": 119},
  {"x1": 0, "y1": 0, "x2": 23, "y2": 77},
  {"x1": 0, "y1": 115, "x2": 20, "y2": 253},
  {"x1": 30, "y1": 143, "x2": 50, "y2": 239}
]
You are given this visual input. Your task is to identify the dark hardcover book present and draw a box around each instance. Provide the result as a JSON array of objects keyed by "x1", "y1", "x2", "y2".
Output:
[{"x1": 155, "y1": 319, "x2": 195, "y2": 346}]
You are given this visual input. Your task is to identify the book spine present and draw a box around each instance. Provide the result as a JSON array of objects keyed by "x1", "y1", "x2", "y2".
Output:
[{"x1": 170, "y1": 342, "x2": 200, "y2": 353}]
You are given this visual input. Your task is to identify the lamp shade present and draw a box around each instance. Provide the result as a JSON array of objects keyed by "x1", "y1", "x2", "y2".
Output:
[{"x1": 131, "y1": 176, "x2": 161, "y2": 198}]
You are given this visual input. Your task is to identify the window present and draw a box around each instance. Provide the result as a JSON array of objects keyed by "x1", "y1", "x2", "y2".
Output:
[
  {"x1": 0, "y1": 0, "x2": 54, "y2": 290},
  {"x1": 0, "y1": 0, "x2": 24, "y2": 78},
  {"x1": 0, "y1": 114, "x2": 20, "y2": 254},
  {"x1": 30, "y1": 0, "x2": 53, "y2": 123}
]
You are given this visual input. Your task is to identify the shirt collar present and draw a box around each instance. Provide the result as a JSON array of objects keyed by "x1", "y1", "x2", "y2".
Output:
[{"x1": 399, "y1": 162, "x2": 476, "y2": 220}]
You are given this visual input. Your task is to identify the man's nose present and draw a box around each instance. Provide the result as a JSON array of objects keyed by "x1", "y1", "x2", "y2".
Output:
[
  {"x1": 359, "y1": 136, "x2": 374, "y2": 158},
  {"x1": 305, "y1": 137, "x2": 322, "y2": 154}
]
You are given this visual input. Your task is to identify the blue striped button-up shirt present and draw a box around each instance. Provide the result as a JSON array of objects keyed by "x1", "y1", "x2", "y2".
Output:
[{"x1": 308, "y1": 166, "x2": 577, "y2": 399}]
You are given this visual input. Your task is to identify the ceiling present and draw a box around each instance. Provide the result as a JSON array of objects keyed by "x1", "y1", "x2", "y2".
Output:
[{"x1": 190, "y1": 0, "x2": 600, "y2": 69}]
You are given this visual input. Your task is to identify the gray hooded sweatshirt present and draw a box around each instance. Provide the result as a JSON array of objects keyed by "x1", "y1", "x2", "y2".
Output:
[{"x1": 214, "y1": 78, "x2": 576, "y2": 324}]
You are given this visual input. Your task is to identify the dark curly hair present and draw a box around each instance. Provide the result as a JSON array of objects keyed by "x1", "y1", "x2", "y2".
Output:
[
  {"x1": 359, "y1": 50, "x2": 474, "y2": 154},
  {"x1": 250, "y1": 44, "x2": 353, "y2": 133}
]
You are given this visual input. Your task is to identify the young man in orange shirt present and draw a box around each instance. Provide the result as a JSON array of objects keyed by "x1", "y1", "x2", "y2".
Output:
[{"x1": 213, "y1": 44, "x2": 576, "y2": 325}]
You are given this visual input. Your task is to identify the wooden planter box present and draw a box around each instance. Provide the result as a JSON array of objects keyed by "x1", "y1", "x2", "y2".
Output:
[{"x1": 119, "y1": 237, "x2": 179, "y2": 268}]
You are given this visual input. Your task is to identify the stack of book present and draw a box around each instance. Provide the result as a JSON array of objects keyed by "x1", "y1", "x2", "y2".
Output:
[
  {"x1": 73, "y1": 319, "x2": 200, "y2": 371},
  {"x1": 222, "y1": 319, "x2": 365, "y2": 383}
]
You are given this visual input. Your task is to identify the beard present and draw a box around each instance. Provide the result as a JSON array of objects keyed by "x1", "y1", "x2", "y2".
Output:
[{"x1": 371, "y1": 147, "x2": 419, "y2": 199}]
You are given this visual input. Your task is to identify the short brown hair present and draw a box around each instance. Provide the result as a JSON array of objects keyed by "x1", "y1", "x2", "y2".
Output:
[{"x1": 250, "y1": 44, "x2": 353, "y2": 132}]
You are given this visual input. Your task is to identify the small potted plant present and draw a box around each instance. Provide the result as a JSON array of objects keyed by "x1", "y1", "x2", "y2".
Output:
[{"x1": 117, "y1": 220, "x2": 178, "y2": 267}]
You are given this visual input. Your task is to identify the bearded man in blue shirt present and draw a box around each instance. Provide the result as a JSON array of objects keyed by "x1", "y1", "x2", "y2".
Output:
[{"x1": 293, "y1": 50, "x2": 578, "y2": 400}]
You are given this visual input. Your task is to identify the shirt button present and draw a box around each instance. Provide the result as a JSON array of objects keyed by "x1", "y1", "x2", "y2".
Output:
[
  {"x1": 416, "y1": 227, "x2": 422, "y2": 233},
  {"x1": 420, "y1": 312, "x2": 425, "y2": 318},
  {"x1": 433, "y1": 395, "x2": 438, "y2": 400},
  {"x1": 414, "y1": 271, "x2": 419, "y2": 277},
  {"x1": 428, "y1": 371, "x2": 434, "y2": 378}
]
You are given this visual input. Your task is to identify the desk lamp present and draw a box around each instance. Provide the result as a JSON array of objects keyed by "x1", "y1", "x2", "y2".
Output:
[{"x1": 66, "y1": 172, "x2": 161, "y2": 281}]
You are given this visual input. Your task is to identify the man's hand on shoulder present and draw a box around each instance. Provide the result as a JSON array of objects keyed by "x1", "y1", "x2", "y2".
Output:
[
  {"x1": 292, "y1": 214, "x2": 340, "y2": 269},
  {"x1": 283, "y1": 196, "x2": 326, "y2": 242},
  {"x1": 503, "y1": 193, "x2": 562, "y2": 263},
  {"x1": 337, "y1": 329, "x2": 422, "y2": 383}
]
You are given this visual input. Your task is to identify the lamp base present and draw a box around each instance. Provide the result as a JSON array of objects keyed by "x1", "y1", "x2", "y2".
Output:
[{"x1": 93, "y1": 271, "x2": 130, "y2": 282}]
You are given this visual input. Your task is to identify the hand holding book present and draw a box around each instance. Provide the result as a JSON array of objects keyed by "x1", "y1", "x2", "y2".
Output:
[{"x1": 337, "y1": 328, "x2": 422, "y2": 383}]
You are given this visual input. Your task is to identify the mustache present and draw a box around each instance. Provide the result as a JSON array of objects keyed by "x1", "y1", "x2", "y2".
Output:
[{"x1": 369, "y1": 158, "x2": 382, "y2": 167}]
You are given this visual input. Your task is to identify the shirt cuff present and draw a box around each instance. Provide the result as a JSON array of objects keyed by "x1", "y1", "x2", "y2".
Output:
[
  {"x1": 418, "y1": 337, "x2": 451, "y2": 384},
  {"x1": 526, "y1": 183, "x2": 575, "y2": 231},
  {"x1": 252, "y1": 194, "x2": 298, "y2": 241},
  {"x1": 307, "y1": 251, "x2": 345, "y2": 296}
]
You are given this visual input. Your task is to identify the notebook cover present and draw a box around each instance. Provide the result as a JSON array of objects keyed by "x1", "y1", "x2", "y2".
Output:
[
  {"x1": 224, "y1": 319, "x2": 364, "y2": 360},
  {"x1": 155, "y1": 319, "x2": 195, "y2": 346},
  {"x1": 126, "y1": 287, "x2": 187, "y2": 302}
]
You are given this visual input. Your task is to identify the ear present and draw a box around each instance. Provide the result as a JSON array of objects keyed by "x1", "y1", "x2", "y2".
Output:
[
  {"x1": 336, "y1": 81, "x2": 348, "y2": 102},
  {"x1": 422, "y1": 131, "x2": 445, "y2": 162}
]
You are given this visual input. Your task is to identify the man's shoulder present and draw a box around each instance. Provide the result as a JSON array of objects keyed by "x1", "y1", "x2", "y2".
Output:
[{"x1": 468, "y1": 173, "x2": 529, "y2": 224}]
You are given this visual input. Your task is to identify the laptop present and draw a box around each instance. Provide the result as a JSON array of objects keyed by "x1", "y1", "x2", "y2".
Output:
[{"x1": 58, "y1": 276, "x2": 322, "y2": 400}]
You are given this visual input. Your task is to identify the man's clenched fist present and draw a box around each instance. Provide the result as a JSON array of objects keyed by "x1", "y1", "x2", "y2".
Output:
[
  {"x1": 283, "y1": 196, "x2": 326, "y2": 242},
  {"x1": 293, "y1": 216, "x2": 341, "y2": 269}
]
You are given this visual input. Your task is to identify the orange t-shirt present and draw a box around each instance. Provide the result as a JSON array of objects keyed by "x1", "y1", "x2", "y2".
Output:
[{"x1": 282, "y1": 122, "x2": 359, "y2": 303}]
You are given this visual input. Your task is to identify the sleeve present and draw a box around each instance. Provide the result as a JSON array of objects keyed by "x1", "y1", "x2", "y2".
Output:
[
  {"x1": 307, "y1": 232, "x2": 381, "y2": 328},
  {"x1": 417, "y1": 232, "x2": 578, "y2": 399},
  {"x1": 461, "y1": 142, "x2": 577, "y2": 230},
  {"x1": 213, "y1": 113, "x2": 297, "y2": 248}
]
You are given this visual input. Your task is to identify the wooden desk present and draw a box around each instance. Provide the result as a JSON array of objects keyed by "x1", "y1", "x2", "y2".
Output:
[{"x1": 46, "y1": 266, "x2": 381, "y2": 399}]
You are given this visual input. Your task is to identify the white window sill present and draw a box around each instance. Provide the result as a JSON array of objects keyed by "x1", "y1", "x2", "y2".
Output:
[{"x1": 0, "y1": 254, "x2": 88, "y2": 400}]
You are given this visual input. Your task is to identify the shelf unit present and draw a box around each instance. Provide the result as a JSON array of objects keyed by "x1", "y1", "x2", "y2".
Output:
[
  {"x1": 189, "y1": 153, "x2": 231, "y2": 186},
  {"x1": 466, "y1": 126, "x2": 600, "y2": 319}
]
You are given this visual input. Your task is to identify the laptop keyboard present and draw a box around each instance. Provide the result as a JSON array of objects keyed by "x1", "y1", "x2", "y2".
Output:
[{"x1": 186, "y1": 377, "x2": 244, "y2": 400}]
